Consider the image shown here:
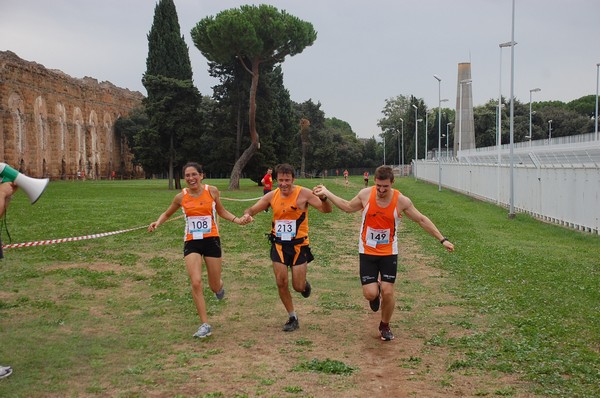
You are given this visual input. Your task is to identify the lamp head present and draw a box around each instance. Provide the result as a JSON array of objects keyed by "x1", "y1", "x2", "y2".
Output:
[{"x1": 433, "y1": 74, "x2": 441, "y2": 82}]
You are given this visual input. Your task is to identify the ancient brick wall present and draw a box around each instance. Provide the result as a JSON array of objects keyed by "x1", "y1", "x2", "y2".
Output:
[{"x1": 0, "y1": 50, "x2": 144, "y2": 179}]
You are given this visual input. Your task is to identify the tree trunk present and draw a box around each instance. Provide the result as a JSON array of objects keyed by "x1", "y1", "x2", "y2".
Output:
[
  {"x1": 228, "y1": 58, "x2": 261, "y2": 190},
  {"x1": 301, "y1": 142, "x2": 307, "y2": 178},
  {"x1": 168, "y1": 133, "x2": 174, "y2": 189},
  {"x1": 235, "y1": 99, "x2": 243, "y2": 160},
  {"x1": 228, "y1": 141, "x2": 259, "y2": 190}
]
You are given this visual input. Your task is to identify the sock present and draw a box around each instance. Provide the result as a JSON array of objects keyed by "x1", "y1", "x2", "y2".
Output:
[{"x1": 289, "y1": 311, "x2": 297, "y2": 320}]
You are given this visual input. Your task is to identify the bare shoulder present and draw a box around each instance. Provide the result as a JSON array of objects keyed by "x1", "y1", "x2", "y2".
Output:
[
  {"x1": 397, "y1": 192, "x2": 413, "y2": 211},
  {"x1": 208, "y1": 185, "x2": 220, "y2": 197}
]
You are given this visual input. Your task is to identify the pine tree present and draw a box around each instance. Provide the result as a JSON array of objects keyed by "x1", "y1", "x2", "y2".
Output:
[{"x1": 143, "y1": 0, "x2": 200, "y2": 189}]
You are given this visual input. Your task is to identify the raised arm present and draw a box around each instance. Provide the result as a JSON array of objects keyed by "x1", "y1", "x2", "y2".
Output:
[
  {"x1": 303, "y1": 187, "x2": 332, "y2": 213},
  {"x1": 210, "y1": 186, "x2": 252, "y2": 225},
  {"x1": 148, "y1": 192, "x2": 183, "y2": 232},
  {"x1": 243, "y1": 191, "x2": 273, "y2": 218},
  {"x1": 313, "y1": 184, "x2": 366, "y2": 213},
  {"x1": 398, "y1": 194, "x2": 454, "y2": 252}
]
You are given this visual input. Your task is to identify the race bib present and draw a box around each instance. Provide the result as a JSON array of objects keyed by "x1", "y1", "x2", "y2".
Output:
[
  {"x1": 275, "y1": 219, "x2": 296, "y2": 241},
  {"x1": 188, "y1": 216, "x2": 211, "y2": 239},
  {"x1": 365, "y1": 227, "x2": 390, "y2": 248}
]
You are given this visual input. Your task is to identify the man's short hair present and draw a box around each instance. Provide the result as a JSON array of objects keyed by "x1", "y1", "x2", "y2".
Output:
[
  {"x1": 374, "y1": 165, "x2": 394, "y2": 183},
  {"x1": 275, "y1": 163, "x2": 295, "y2": 179}
]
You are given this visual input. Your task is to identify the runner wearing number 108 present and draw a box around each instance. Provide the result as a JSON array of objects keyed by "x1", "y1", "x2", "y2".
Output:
[
  {"x1": 243, "y1": 163, "x2": 332, "y2": 332},
  {"x1": 314, "y1": 165, "x2": 454, "y2": 341},
  {"x1": 148, "y1": 162, "x2": 252, "y2": 339}
]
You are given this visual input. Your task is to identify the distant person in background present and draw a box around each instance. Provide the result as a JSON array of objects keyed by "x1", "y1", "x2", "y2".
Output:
[
  {"x1": 363, "y1": 171, "x2": 369, "y2": 187},
  {"x1": 0, "y1": 181, "x2": 17, "y2": 379},
  {"x1": 261, "y1": 167, "x2": 273, "y2": 195},
  {"x1": 242, "y1": 163, "x2": 332, "y2": 332},
  {"x1": 314, "y1": 165, "x2": 454, "y2": 341},
  {"x1": 261, "y1": 167, "x2": 273, "y2": 212},
  {"x1": 148, "y1": 162, "x2": 252, "y2": 339},
  {"x1": 343, "y1": 169, "x2": 349, "y2": 186}
]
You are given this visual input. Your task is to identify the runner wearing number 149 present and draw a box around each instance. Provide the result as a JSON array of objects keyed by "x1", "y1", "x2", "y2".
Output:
[
  {"x1": 314, "y1": 165, "x2": 454, "y2": 341},
  {"x1": 243, "y1": 163, "x2": 332, "y2": 332}
]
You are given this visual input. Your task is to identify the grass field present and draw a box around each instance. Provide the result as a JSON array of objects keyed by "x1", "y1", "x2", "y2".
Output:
[{"x1": 0, "y1": 176, "x2": 598, "y2": 397}]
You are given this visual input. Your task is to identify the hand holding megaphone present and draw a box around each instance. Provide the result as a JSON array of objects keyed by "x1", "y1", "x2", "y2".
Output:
[{"x1": 0, "y1": 162, "x2": 49, "y2": 204}]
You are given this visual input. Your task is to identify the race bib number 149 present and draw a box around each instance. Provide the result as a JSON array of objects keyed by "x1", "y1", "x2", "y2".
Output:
[{"x1": 366, "y1": 227, "x2": 390, "y2": 248}]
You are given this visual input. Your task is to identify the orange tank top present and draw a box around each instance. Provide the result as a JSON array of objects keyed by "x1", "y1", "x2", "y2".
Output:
[
  {"x1": 359, "y1": 187, "x2": 401, "y2": 255},
  {"x1": 270, "y1": 185, "x2": 309, "y2": 245},
  {"x1": 181, "y1": 185, "x2": 219, "y2": 241}
]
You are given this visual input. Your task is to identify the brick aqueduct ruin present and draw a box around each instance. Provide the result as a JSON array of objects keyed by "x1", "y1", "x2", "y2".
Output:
[{"x1": 0, "y1": 51, "x2": 144, "y2": 180}]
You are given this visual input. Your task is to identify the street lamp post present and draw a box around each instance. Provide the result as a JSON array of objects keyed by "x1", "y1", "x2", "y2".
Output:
[
  {"x1": 508, "y1": 0, "x2": 516, "y2": 219},
  {"x1": 398, "y1": 118, "x2": 403, "y2": 176},
  {"x1": 401, "y1": 119, "x2": 405, "y2": 176},
  {"x1": 458, "y1": 78, "x2": 472, "y2": 160},
  {"x1": 412, "y1": 104, "x2": 419, "y2": 161},
  {"x1": 434, "y1": 74, "x2": 442, "y2": 191},
  {"x1": 594, "y1": 63, "x2": 600, "y2": 141},
  {"x1": 446, "y1": 122, "x2": 452, "y2": 157},
  {"x1": 529, "y1": 88, "x2": 541, "y2": 146},
  {"x1": 499, "y1": 41, "x2": 515, "y2": 206},
  {"x1": 548, "y1": 119, "x2": 553, "y2": 143}
]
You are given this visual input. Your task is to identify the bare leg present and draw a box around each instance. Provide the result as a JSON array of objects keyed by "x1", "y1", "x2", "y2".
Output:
[
  {"x1": 290, "y1": 262, "x2": 308, "y2": 293},
  {"x1": 204, "y1": 256, "x2": 223, "y2": 293},
  {"x1": 380, "y1": 282, "x2": 395, "y2": 323},
  {"x1": 185, "y1": 253, "x2": 208, "y2": 324},
  {"x1": 273, "y1": 261, "x2": 293, "y2": 313}
]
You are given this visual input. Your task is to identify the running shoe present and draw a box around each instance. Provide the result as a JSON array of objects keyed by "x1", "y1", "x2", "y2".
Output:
[
  {"x1": 215, "y1": 287, "x2": 225, "y2": 300},
  {"x1": 0, "y1": 365, "x2": 12, "y2": 379},
  {"x1": 282, "y1": 316, "x2": 299, "y2": 332},
  {"x1": 193, "y1": 323, "x2": 212, "y2": 338},
  {"x1": 379, "y1": 324, "x2": 395, "y2": 341},
  {"x1": 301, "y1": 280, "x2": 312, "y2": 298},
  {"x1": 369, "y1": 282, "x2": 381, "y2": 312}
]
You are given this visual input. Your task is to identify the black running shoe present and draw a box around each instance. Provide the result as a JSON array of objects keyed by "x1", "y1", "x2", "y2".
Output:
[
  {"x1": 379, "y1": 324, "x2": 395, "y2": 341},
  {"x1": 282, "y1": 316, "x2": 299, "y2": 332},
  {"x1": 301, "y1": 280, "x2": 311, "y2": 298},
  {"x1": 369, "y1": 282, "x2": 381, "y2": 312}
]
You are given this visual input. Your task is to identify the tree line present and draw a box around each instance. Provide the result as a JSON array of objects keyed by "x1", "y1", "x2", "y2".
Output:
[{"x1": 116, "y1": 0, "x2": 596, "y2": 189}]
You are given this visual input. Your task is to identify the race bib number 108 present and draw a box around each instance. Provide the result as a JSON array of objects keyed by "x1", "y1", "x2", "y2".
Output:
[{"x1": 188, "y1": 216, "x2": 211, "y2": 239}]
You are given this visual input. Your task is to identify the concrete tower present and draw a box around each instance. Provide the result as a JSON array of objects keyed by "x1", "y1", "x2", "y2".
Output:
[{"x1": 454, "y1": 62, "x2": 475, "y2": 156}]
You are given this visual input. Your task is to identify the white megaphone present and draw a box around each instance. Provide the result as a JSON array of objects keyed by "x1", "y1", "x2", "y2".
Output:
[{"x1": 0, "y1": 162, "x2": 49, "y2": 204}]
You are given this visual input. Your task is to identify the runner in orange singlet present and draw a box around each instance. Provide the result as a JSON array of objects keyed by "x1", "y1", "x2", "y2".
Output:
[
  {"x1": 314, "y1": 165, "x2": 454, "y2": 341},
  {"x1": 148, "y1": 162, "x2": 252, "y2": 339},
  {"x1": 243, "y1": 163, "x2": 332, "y2": 332}
]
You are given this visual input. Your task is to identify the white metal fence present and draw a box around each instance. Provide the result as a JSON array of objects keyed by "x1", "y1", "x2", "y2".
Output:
[{"x1": 414, "y1": 133, "x2": 600, "y2": 234}]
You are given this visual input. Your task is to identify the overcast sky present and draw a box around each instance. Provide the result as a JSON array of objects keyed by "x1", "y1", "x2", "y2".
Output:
[{"x1": 1, "y1": 0, "x2": 599, "y2": 138}]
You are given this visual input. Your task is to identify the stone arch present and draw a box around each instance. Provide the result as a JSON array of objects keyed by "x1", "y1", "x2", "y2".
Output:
[
  {"x1": 34, "y1": 96, "x2": 49, "y2": 174},
  {"x1": 88, "y1": 110, "x2": 99, "y2": 179},
  {"x1": 53, "y1": 102, "x2": 69, "y2": 178},
  {"x1": 103, "y1": 112, "x2": 114, "y2": 179},
  {"x1": 73, "y1": 107, "x2": 85, "y2": 176},
  {"x1": 7, "y1": 92, "x2": 26, "y2": 159}
]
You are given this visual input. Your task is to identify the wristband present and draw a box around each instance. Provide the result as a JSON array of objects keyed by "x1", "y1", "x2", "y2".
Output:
[{"x1": 440, "y1": 238, "x2": 448, "y2": 244}]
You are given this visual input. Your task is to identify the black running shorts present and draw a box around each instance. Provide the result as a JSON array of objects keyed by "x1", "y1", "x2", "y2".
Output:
[
  {"x1": 359, "y1": 253, "x2": 397, "y2": 285},
  {"x1": 270, "y1": 242, "x2": 314, "y2": 267},
  {"x1": 183, "y1": 237, "x2": 222, "y2": 258}
]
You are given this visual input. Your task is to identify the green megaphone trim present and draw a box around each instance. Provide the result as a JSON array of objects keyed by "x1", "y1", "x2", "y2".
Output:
[{"x1": 0, "y1": 162, "x2": 19, "y2": 183}]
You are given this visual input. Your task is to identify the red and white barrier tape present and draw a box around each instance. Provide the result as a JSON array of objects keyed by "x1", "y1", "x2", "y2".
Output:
[
  {"x1": 2, "y1": 225, "x2": 147, "y2": 250},
  {"x1": 2, "y1": 215, "x2": 185, "y2": 250},
  {"x1": 220, "y1": 196, "x2": 263, "y2": 201}
]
